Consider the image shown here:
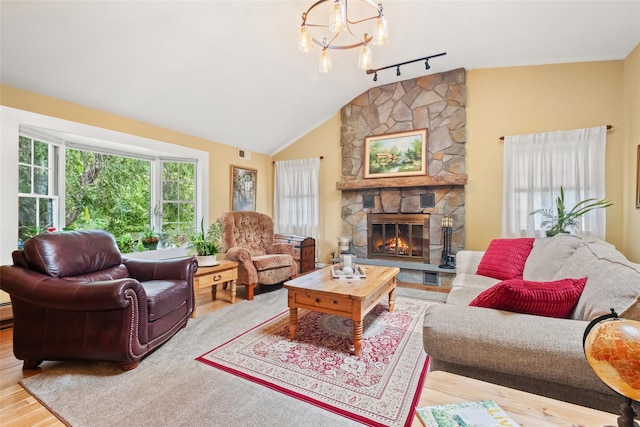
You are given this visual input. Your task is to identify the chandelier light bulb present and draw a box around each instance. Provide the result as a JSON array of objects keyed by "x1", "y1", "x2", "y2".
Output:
[
  {"x1": 298, "y1": 25, "x2": 313, "y2": 53},
  {"x1": 358, "y1": 43, "x2": 372, "y2": 70},
  {"x1": 329, "y1": 0, "x2": 346, "y2": 33},
  {"x1": 373, "y1": 14, "x2": 388, "y2": 46},
  {"x1": 319, "y1": 48, "x2": 332, "y2": 73}
]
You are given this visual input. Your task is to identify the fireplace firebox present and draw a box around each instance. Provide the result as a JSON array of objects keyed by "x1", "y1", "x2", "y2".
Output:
[{"x1": 367, "y1": 214, "x2": 430, "y2": 263}]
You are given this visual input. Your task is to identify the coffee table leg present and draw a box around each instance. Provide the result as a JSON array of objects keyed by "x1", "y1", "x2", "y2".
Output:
[
  {"x1": 353, "y1": 320, "x2": 363, "y2": 356},
  {"x1": 289, "y1": 307, "x2": 298, "y2": 340},
  {"x1": 388, "y1": 286, "x2": 396, "y2": 312}
]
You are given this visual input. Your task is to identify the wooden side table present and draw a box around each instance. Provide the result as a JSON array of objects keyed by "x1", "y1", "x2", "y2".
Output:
[{"x1": 192, "y1": 260, "x2": 238, "y2": 317}]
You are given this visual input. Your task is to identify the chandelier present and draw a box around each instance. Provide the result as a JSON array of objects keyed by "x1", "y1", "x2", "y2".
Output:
[{"x1": 297, "y1": 0, "x2": 389, "y2": 73}]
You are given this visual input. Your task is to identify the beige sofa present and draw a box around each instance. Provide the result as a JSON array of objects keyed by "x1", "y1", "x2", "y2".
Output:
[{"x1": 422, "y1": 234, "x2": 640, "y2": 413}]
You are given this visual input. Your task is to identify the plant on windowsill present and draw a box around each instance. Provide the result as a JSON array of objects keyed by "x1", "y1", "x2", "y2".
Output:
[
  {"x1": 140, "y1": 226, "x2": 159, "y2": 250},
  {"x1": 187, "y1": 218, "x2": 223, "y2": 267},
  {"x1": 529, "y1": 186, "x2": 613, "y2": 237}
]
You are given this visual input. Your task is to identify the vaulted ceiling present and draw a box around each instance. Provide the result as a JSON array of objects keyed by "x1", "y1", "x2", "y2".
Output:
[{"x1": 1, "y1": 1, "x2": 639, "y2": 155}]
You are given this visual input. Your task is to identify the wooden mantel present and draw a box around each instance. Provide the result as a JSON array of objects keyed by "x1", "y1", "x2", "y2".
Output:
[{"x1": 336, "y1": 174, "x2": 467, "y2": 191}]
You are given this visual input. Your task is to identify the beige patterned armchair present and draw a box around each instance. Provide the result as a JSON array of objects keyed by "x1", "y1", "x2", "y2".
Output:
[{"x1": 219, "y1": 212, "x2": 296, "y2": 300}]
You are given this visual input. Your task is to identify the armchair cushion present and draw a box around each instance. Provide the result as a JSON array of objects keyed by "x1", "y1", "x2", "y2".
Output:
[
  {"x1": 22, "y1": 229, "x2": 122, "y2": 277},
  {"x1": 143, "y1": 280, "x2": 191, "y2": 322},
  {"x1": 252, "y1": 254, "x2": 294, "y2": 271}
]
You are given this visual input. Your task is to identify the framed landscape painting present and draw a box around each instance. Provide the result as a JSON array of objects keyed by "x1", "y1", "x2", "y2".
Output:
[
  {"x1": 230, "y1": 166, "x2": 257, "y2": 211},
  {"x1": 364, "y1": 129, "x2": 427, "y2": 178}
]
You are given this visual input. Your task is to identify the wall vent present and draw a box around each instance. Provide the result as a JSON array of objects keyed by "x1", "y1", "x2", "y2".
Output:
[{"x1": 237, "y1": 148, "x2": 251, "y2": 160}]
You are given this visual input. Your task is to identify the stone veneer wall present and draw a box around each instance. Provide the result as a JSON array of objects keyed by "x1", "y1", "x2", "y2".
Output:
[{"x1": 340, "y1": 68, "x2": 466, "y2": 263}]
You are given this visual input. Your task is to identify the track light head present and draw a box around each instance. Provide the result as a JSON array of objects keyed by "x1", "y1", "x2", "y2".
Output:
[
  {"x1": 425, "y1": 59, "x2": 430, "y2": 70},
  {"x1": 396, "y1": 66, "x2": 400, "y2": 76},
  {"x1": 373, "y1": 72, "x2": 378, "y2": 82}
]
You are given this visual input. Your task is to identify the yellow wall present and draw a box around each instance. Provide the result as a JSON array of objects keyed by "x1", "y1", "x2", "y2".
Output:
[
  {"x1": 271, "y1": 114, "x2": 342, "y2": 264},
  {"x1": 0, "y1": 84, "x2": 274, "y2": 222},
  {"x1": 465, "y1": 61, "x2": 625, "y2": 251},
  {"x1": 280, "y1": 56, "x2": 640, "y2": 261},
  {"x1": 622, "y1": 44, "x2": 640, "y2": 261}
]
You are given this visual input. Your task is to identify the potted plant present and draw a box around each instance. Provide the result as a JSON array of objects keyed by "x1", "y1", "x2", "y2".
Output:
[
  {"x1": 529, "y1": 186, "x2": 612, "y2": 237},
  {"x1": 140, "y1": 226, "x2": 159, "y2": 250},
  {"x1": 187, "y1": 218, "x2": 223, "y2": 266}
]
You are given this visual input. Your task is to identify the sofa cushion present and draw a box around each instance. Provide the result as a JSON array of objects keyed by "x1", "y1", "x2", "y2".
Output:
[
  {"x1": 476, "y1": 238, "x2": 534, "y2": 281},
  {"x1": 469, "y1": 277, "x2": 587, "y2": 318},
  {"x1": 523, "y1": 235, "x2": 583, "y2": 281},
  {"x1": 553, "y1": 239, "x2": 640, "y2": 321}
]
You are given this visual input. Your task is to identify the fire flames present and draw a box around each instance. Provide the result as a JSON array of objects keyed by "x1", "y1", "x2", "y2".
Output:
[{"x1": 376, "y1": 237, "x2": 410, "y2": 255}]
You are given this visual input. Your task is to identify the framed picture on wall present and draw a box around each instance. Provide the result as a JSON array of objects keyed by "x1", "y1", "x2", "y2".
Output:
[
  {"x1": 364, "y1": 129, "x2": 427, "y2": 178},
  {"x1": 230, "y1": 166, "x2": 257, "y2": 211}
]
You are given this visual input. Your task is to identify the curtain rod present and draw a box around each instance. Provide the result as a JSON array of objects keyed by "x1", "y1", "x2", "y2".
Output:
[
  {"x1": 273, "y1": 156, "x2": 323, "y2": 164},
  {"x1": 499, "y1": 125, "x2": 612, "y2": 140}
]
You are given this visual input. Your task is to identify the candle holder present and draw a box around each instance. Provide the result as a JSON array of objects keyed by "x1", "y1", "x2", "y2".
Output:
[{"x1": 439, "y1": 217, "x2": 456, "y2": 269}]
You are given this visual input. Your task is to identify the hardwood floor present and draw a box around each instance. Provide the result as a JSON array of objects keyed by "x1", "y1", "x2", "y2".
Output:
[{"x1": 0, "y1": 281, "x2": 443, "y2": 426}]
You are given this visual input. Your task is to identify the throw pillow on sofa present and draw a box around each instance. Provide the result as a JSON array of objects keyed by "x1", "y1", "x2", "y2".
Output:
[
  {"x1": 476, "y1": 238, "x2": 535, "y2": 280},
  {"x1": 469, "y1": 277, "x2": 588, "y2": 318}
]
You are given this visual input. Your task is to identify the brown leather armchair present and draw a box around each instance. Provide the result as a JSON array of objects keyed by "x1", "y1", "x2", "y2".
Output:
[
  {"x1": 219, "y1": 212, "x2": 296, "y2": 300},
  {"x1": 0, "y1": 230, "x2": 197, "y2": 371}
]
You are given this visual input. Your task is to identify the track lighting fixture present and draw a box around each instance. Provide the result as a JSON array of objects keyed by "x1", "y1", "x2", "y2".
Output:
[
  {"x1": 298, "y1": 0, "x2": 389, "y2": 73},
  {"x1": 366, "y1": 52, "x2": 446, "y2": 81}
]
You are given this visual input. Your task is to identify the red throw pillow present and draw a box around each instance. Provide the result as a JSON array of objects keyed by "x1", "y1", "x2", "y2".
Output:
[
  {"x1": 469, "y1": 277, "x2": 588, "y2": 318},
  {"x1": 476, "y1": 238, "x2": 535, "y2": 280}
]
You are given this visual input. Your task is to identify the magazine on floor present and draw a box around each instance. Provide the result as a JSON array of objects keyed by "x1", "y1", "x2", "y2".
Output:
[{"x1": 415, "y1": 399, "x2": 521, "y2": 427}]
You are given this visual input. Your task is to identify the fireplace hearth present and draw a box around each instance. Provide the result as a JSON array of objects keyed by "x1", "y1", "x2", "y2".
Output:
[{"x1": 367, "y1": 214, "x2": 430, "y2": 263}]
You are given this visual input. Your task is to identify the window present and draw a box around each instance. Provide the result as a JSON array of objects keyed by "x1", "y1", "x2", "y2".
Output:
[
  {"x1": 64, "y1": 147, "x2": 152, "y2": 237},
  {"x1": 17, "y1": 129, "x2": 199, "y2": 251},
  {"x1": 502, "y1": 126, "x2": 607, "y2": 239},
  {"x1": 161, "y1": 160, "x2": 196, "y2": 234},
  {"x1": 274, "y1": 158, "x2": 320, "y2": 256},
  {"x1": 18, "y1": 136, "x2": 59, "y2": 242}
]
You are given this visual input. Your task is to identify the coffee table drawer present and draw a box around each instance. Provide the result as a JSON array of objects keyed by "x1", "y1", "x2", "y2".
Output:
[{"x1": 294, "y1": 292, "x2": 352, "y2": 313}]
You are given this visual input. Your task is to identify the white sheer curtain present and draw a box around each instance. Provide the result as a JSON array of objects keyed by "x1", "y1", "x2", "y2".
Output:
[
  {"x1": 274, "y1": 157, "x2": 320, "y2": 245},
  {"x1": 502, "y1": 126, "x2": 607, "y2": 239}
]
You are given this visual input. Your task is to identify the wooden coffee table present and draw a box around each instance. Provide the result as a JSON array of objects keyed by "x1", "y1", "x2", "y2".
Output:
[
  {"x1": 413, "y1": 371, "x2": 618, "y2": 426},
  {"x1": 284, "y1": 265, "x2": 399, "y2": 356}
]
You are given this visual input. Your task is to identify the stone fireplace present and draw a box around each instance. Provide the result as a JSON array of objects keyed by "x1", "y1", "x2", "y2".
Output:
[
  {"x1": 337, "y1": 68, "x2": 467, "y2": 283},
  {"x1": 368, "y1": 213, "x2": 429, "y2": 262}
]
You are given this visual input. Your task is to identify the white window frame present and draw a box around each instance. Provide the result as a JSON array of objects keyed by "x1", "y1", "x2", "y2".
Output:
[{"x1": 1, "y1": 106, "x2": 209, "y2": 264}]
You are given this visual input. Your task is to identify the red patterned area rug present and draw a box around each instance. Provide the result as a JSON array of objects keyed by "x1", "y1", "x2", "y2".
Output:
[{"x1": 197, "y1": 295, "x2": 430, "y2": 427}]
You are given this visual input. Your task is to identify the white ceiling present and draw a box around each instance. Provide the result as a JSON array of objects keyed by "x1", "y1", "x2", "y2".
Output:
[{"x1": 1, "y1": 1, "x2": 639, "y2": 155}]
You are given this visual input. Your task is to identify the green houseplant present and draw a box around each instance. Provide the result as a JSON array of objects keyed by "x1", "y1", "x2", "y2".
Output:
[
  {"x1": 140, "y1": 226, "x2": 159, "y2": 250},
  {"x1": 187, "y1": 218, "x2": 223, "y2": 266},
  {"x1": 529, "y1": 186, "x2": 612, "y2": 237}
]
